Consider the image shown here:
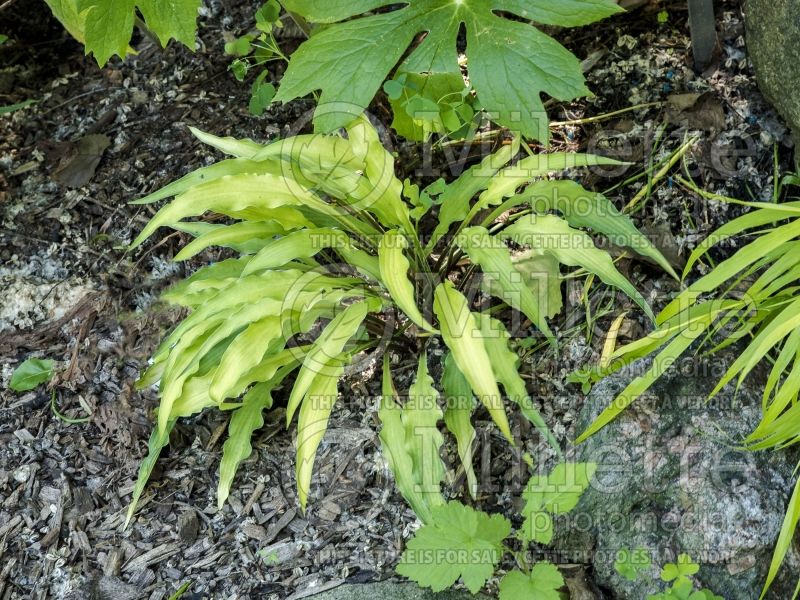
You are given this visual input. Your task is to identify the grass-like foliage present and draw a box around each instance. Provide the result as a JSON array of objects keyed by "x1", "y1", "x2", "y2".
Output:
[
  {"x1": 124, "y1": 115, "x2": 671, "y2": 527},
  {"x1": 276, "y1": 0, "x2": 622, "y2": 141},
  {"x1": 572, "y1": 185, "x2": 800, "y2": 598}
]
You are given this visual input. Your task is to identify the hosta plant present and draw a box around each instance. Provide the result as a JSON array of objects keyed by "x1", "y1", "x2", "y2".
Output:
[
  {"x1": 571, "y1": 192, "x2": 800, "y2": 598},
  {"x1": 125, "y1": 115, "x2": 674, "y2": 526}
]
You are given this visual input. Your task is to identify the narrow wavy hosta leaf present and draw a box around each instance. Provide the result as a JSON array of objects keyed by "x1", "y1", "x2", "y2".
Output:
[
  {"x1": 130, "y1": 174, "x2": 311, "y2": 248},
  {"x1": 433, "y1": 281, "x2": 513, "y2": 443},
  {"x1": 241, "y1": 228, "x2": 350, "y2": 275},
  {"x1": 378, "y1": 230, "x2": 436, "y2": 332},
  {"x1": 125, "y1": 419, "x2": 175, "y2": 528},
  {"x1": 378, "y1": 356, "x2": 443, "y2": 523},
  {"x1": 209, "y1": 317, "x2": 283, "y2": 402},
  {"x1": 427, "y1": 142, "x2": 519, "y2": 252},
  {"x1": 522, "y1": 179, "x2": 678, "y2": 279},
  {"x1": 404, "y1": 353, "x2": 446, "y2": 508},
  {"x1": 228, "y1": 347, "x2": 306, "y2": 400},
  {"x1": 336, "y1": 243, "x2": 382, "y2": 282},
  {"x1": 475, "y1": 314, "x2": 560, "y2": 454},
  {"x1": 173, "y1": 221, "x2": 290, "y2": 261},
  {"x1": 217, "y1": 383, "x2": 273, "y2": 508},
  {"x1": 345, "y1": 117, "x2": 412, "y2": 232},
  {"x1": 132, "y1": 159, "x2": 283, "y2": 205},
  {"x1": 575, "y1": 305, "x2": 720, "y2": 443},
  {"x1": 188, "y1": 127, "x2": 264, "y2": 159},
  {"x1": 286, "y1": 301, "x2": 370, "y2": 424},
  {"x1": 503, "y1": 214, "x2": 655, "y2": 322},
  {"x1": 442, "y1": 353, "x2": 478, "y2": 498},
  {"x1": 157, "y1": 297, "x2": 286, "y2": 432},
  {"x1": 458, "y1": 226, "x2": 553, "y2": 341},
  {"x1": 480, "y1": 153, "x2": 625, "y2": 207},
  {"x1": 296, "y1": 355, "x2": 345, "y2": 509},
  {"x1": 511, "y1": 249, "x2": 562, "y2": 319},
  {"x1": 762, "y1": 328, "x2": 800, "y2": 410}
]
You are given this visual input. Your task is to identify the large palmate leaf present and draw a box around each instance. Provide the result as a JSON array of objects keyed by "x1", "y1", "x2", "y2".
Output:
[
  {"x1": 277, "y1": 0, "x2": 622, "y2": 140},
  {"x1": 72, "y1": 0, "x2": 201, "y2": 66},
  {"x1": 397, "y1": 501, "x2": 511, "y2": 593}
]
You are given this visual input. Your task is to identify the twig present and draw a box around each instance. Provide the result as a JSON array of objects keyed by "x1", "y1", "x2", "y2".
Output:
[{"x1": 0, "y1": 0, "x2": 19, "y2": 12}]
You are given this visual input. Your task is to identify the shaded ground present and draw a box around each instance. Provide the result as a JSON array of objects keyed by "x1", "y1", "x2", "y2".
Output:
[{"x1": 0, "y1": 1, "x2": 795, "y2": 598}]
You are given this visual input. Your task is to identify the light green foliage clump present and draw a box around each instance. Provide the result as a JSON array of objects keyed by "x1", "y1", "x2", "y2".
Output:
[{"x1": 124, "y1": 115, "x2": 670, "y2": 528}]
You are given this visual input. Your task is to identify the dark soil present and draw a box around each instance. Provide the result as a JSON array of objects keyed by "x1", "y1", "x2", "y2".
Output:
[{"x1": 0, "y1": 0, "x2": 795, "y2": 599}]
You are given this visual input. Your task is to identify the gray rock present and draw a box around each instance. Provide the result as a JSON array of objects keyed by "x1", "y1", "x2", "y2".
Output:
[
  {"x1": 309, "y1": 581, "x2": 486, "y2": 600},
  {"x1": 554, "y1": 353, "x2": 800, "y2": 599},
  {"x1": 746, "y1": 0, "x2": 800, "y2": 134}
]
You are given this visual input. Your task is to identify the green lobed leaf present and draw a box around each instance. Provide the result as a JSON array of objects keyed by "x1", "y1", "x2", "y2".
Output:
[
  {"x1": 80, "y1": 0, "x2": 136, "y2": 66},
  {"x1": 498, "y1": 563, "x2": 565, "y2": 600},
  {"x1": 277, "y1": 0, "x2": 621, "y2": 139},
  {"x1": 10, "y1": 358, "x2": 55, "y2": 392},
  {"x1": 137, "y1": 0, "x2": 200, "y2": 48},
  {"x1": 397, "y1": 501, "x2": 511, "y2": 594},
  {"x1": 614, "y1": 548, "x2": 653, "y2": 582}
]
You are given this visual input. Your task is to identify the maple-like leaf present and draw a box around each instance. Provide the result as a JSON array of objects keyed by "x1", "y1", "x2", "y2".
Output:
[
  {"x1": 277, "y1": 0, "x2": 622, "y2": 140},
  {"x1": 396, "y1": 501, "x2": 511, "y2": 594}
]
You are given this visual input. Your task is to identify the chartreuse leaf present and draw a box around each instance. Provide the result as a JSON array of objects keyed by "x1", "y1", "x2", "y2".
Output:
[
  {"x1": 503, "y1": 214, "x2": 655, "y2": 322},
  {"x1": 125, "y1": 419, "x2": 176, "y2": 527},
  {"x1": 474, "y1": 315, "x2": 560, "y2": 454},
  {"x1": 277, "y1": 0, "x2": 621, "y2": 140},
  {"x1": 575, "y1": 303, "x2": 722, "y2": 443},
  {"x1": 427, "y1": 141, "x2": 519, "y2": 252},
  {"x1": 378, "y1": 230, "x2": 436, "y2": 332},
  {"x1": 614, "y1": 548, "x2": 652, "y2": 582},
  {"x1": 10, "y1": 358, "x2": 55, "y2": 392},
  {"x1": 433, "y1": 281, "x2": 513, "y2": 443},
  {"x1": 498, "y1": 563, "x2": 565, "y2": 600},
  {"x1": 173, "y1": 221, "x2": 290, "y2": 260},
  {"x1": 522, "y1": 179, "x2": 678, "y2": 279},
  {"x1": 217, "y1": 383, "x2": 273, "y2": 508},
  {"x1": 296, "y1": 354, "x2": 345, "y2": 509},
  {"x1": 286, "y1": 301, "x2": 370, "y2": 425},
  {"x1": 520, "y1": 462, "x2": 596, "y2": 545},
  {"x1": 378, "y1": 355, "x2": 445, "y2": 523},
  {"x1": 458, "y1": 226, "x2": 554, "y2": 342},
  {"x1": 511, "y1": 250, "x2": 563, "y2": 319},
  {"x1": 479, "y1": 153, "x2": 626, "y2": 207},
  {"x1": 760, "y1": 475, "x2": 800, "y2": 599},
  {"x1": 442, "y1": 353, "x2": 478, "y2": 498},
  {"x1": 397, "y1": 501, "x2": 511, "y2": 594}
]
